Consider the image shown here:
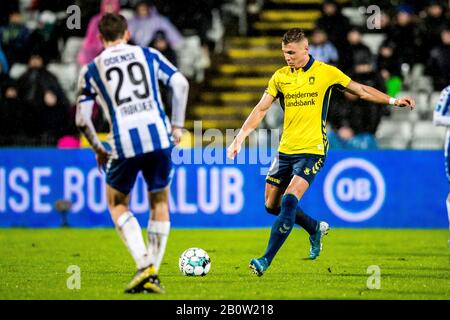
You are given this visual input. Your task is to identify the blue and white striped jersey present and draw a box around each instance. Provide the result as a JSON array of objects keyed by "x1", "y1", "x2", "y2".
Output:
[
  {"x1": 78, "y1": 43, "x2": 177, "y2": 159},
  {"x1": 433, "y1": 85, "x2": 450, "y2": 127}
]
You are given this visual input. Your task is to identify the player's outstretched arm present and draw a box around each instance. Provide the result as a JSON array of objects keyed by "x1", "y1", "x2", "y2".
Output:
[
  {"x1": 345, "y1": 80, "x2": 416, "y2": 109},
  {"x1": 227, "y1": 93, "x2": 275, "y2": 160}
]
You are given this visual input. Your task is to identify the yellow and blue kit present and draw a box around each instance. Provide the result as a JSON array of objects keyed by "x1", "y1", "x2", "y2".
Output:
[{"x1": 265, "y1": 55, "x2": 351, "y2": 186}]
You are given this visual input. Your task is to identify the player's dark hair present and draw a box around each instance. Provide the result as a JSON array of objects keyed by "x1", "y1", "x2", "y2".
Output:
[
  {"x1": 282, "y1": 28, "x2": 307, "y2": 44},
  {"x1": 99, "y1": 13, "x2": 128, "y2": 42}
]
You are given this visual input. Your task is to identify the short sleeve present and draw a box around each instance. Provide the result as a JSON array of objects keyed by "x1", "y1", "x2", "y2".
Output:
[
  {"x1": 328, "y1": 65, "x2": 351, "y2": 88},
  {"x1": 265, "y1": 72, "x2": 279, "y2": 98},
  {"x1": 77, "y1": 64, "x2": 96, "y2": 102},
  {"x1": 148, "y1": 48, "x2": 178, "y2": 85}
]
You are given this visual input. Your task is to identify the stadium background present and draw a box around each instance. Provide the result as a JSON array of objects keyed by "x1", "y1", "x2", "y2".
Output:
[
  {"x1": 1, "y1": 0, "x2": 449, "y2": 301},
  {"x1": 0, "y1": 0, "x2": 448, "y2": 228}
]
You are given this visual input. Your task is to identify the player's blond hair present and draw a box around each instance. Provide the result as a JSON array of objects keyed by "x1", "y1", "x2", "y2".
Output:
[{"x1": 282, "y1": 28, "x2": 306, "y2": 44}]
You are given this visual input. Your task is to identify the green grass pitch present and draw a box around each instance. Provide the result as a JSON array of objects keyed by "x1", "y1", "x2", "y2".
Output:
[{"x1": 0, "y1": 228, "x2": 449, "y2": 300}]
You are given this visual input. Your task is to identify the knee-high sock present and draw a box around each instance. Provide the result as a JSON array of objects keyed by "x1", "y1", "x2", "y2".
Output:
[
  {"x1": 263, "y1": 194, "x2": 298, "y2": 265},
  {"x1": 116, "y1": 211, "x2": 149, "y2": 270},
  {"x1": 147, "y1": 220, "x2": 170, "y2": 272},
  {"x1": 446, "y1": 199, "x2": 450, "y2": 230},
  {"x1": 266, "y1": 206, "x2": 318, "y2": 235}
]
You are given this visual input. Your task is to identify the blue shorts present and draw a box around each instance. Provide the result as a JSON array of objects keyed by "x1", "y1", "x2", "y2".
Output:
[
  {"x1": 266, "y1": 152, "x2": 325, "y2": 188},
  {"x1": 105, "y1": 147, "x2": 174, "y2": 195}
]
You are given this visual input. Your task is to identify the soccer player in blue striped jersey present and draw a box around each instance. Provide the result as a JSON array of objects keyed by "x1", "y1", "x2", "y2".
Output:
[
  {"x1": 433, "y1": 84, "x2": 450, "y2": 247},
  {"x1": 76, "y1": 13, "x2": 189, "y2": 293}
]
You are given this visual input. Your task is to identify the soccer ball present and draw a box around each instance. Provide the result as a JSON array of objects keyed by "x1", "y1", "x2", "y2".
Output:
[{"x1": 179, "y1": 248, "x2": 211, "y2": 276}]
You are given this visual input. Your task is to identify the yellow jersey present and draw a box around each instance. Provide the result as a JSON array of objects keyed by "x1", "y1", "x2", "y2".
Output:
[{"x1": 266, "y1": 56, "x2": 351, "y2": 155}]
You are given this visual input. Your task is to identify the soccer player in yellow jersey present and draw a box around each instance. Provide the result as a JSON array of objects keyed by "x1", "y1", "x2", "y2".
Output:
[{"x1": 227, "y1": 28, "x2": 415, "y2": 276}]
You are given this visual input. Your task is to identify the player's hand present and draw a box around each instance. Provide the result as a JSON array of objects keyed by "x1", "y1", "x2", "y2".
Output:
[
  {"x1": 395, "y1": 96, "x2": 415, "y2": 110},
  {"x1": 227, "y1": 139, "x2": 242, "y2": 160},
  {"x1": 95, "y1": 148, "x2": 110, "y2": 173},
  {"x1": 172, "y1": 126, "x2": 183, "y2": 145}
]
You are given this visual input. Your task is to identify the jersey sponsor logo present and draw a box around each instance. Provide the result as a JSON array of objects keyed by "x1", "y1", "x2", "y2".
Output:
[
  {"x1": 324, "y1": 158, "x2": 385, "y2": 222},
  {"x1": 285, "y1": 91, "x2": 319, "y2": 107}
]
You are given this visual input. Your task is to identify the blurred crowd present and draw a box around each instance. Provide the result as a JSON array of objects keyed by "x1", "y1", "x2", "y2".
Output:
[
  {"x1": 307, "y1": 0, "x2": 450, "y2": 149},
  {"x1": 0, "y1": 0, "x2": 225, "y2": 146},
  {"x1": 0, "y1": 0, "x2": 449, "y2": 148}
]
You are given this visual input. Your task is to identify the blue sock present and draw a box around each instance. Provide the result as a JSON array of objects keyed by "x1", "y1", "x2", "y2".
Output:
[
  {"x1": 296, "y1": 207, "x2": 318, "y2": 235},
  {"x1": 265, "y1": 206, "x2": 318, "y2": 235},
  {"x1": 263, "y1": 193, "x2": 298, "y2": 265}
]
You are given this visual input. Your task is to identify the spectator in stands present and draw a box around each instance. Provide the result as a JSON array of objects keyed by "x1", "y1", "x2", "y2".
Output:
[
  {"x1": 427, "y1": 25, "x2": 450, "y2": 91},
  {"x1": 308, "y1": 28, "x2": 338, "y2": 65},
  {"x1": 26, "y1": 11, "x2": 60, "y2": 64},
  {"x1": 149, "y1": 30, "x2": 177, "y2": 65},
  {"x1": 128, "y1": 1, "x2": 183, "y2": 52},
  {"x1": 315, "y1": 0, "x2": 351, "y2": 63},
  {"x1": 340, "y1": 27, "x2": 373, "y2": 73},
  {"x1": 16, "y1": 53, "x2": 70, "y2": 144},
  {"x1": 419, "y1": 1, "x2": 449, "y2": 62},
  {"x1": 0, "y1": 0, "x2": 19, "y2": 27},
  {"x1": 165, "y1": 0, "x2": 219, "y2": 67},
  {"x1": 0, "y1": 45, "x2": 8, "y2": 75},
  {"x1": 0, "y1": 44, "x2": 21, "y2": 145},
  {"x1": 328, "y1": 52, "x2": 387, "y2": 150},
  {"x1": 377, "y1": 39, "x2": 403, "y2": 97},
  {"x1": 0, "y1": 11, "x2": 30, "y2": 65},
  {"x1": 0, "y1": 76, "x2": 24, "y2": 145},
  {"x1": 387, "y1": 4, "x2": 421, "y2": 66},
  {"x1": 77, "y1": 0, "x2": 121, "y2": 66},
  {"x1": 365, "y1": 10, "x2": 394, "y2": 35}
]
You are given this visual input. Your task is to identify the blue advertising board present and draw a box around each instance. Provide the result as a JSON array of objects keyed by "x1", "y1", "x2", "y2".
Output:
[{"x1": 0, "y1": 148, "x2": 447, "y2": 228}]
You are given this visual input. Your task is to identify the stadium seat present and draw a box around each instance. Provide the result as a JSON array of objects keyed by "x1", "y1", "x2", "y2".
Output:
[
  {"x1": 390, "y1": 106, "x2": 419, "y2": 122},
  {"x1": 361, "y1": 33, "x2": 386, "y2": 55},
  {"x1": 430, "y1": 91, "x2": 442, "y2": 109},
  {"x1": 206, "y1": 8, "x2": 225, "y2": 54},
  {"x1": 119, "y1": 9, "x2": 134, "y2": 20},
  {"x1": 175, "y1": 35, "x2": 206, "y2": 83},
  {"x1": 415, "y1": 92, "x2": 432, "y2": 119},
  {"x1": 411, "y1": 121, "x2": 446, "y2": 149},
  {"x1": 9, "y1": 63, "x2": 27, "y2": 79},
  {"x1": 61, "y1": 37, "x2": 84, "y2": 63},
  {"x1": 47, "y1": 62, "x2": 79, "y2": 103},
  {"x1": 341, "y1": 7, "x2": 365, "y2": 26},
  {"x1": 376, "y1": 120, "x2": 412, "y2": 149},
  {"x1": 221, "y1": 0, "x2": 247, "y2": 35}
]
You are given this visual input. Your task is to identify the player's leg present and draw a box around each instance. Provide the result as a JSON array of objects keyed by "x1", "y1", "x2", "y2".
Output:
[
  {"x1": 106, "y1": 185, "x2": 155, "y2": 293},
  {"x1": 251, "y1": 176, "x2": 310, "y2": 276},
  {"x1": 147, "y1": 187, "x2": 170, "y2": 272},
  {"x1": 265, "y1": 183, "x2": 318, "y2": 234},
  {"x1": 141, "y1": 147, "x2": 174, "y2": 292},
  {"x1": 108, "y1": 186, "x2": 148, "y2": 270},
  {"x1": 250, "y1": 154, "x2": 328, "y2": 275},
  {"x1": 105, "y1": 157, "x2": 154, "y2": 293},
  {"x1": 292, "y1": 156, "x2": 329, "y2": 259}
]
